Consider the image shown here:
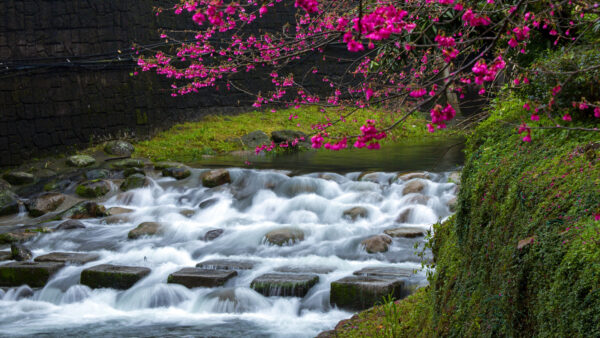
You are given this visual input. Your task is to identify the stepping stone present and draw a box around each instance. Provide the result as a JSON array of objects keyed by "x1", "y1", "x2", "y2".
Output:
[
  {"x1": 275, "y1": 266, "x2": 336, "y2": 274},
  {"x1": 352, "y1": 266, "x2": 413, "y2": 279},
  {"x1": 34, "y1": 252, "x2": 100, "y2": 265},
  {"x1": 80, "y1": 264, "x2": 151, "y2": 290},
  {"x1": 0, "y1": 261, "x2": 65, "y2": 287},
  {"x1": 196, "y1": 259, "x2": 256, "y2": 271},
  {"x1": 251, "y1": 273, "x2": 319, "y2": 297},
  {"x1": 330, "y1": 276, "x2": 406, "y2": 311},
  {"x1": 384, "y1": 227, "x2": 426, "y2": 238},
  {"x1": 167, "y1": 268, "x2": 237, "y2": 288}
]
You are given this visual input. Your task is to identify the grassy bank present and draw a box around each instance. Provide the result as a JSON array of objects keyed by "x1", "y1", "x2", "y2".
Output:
[{"x1": 132, "y1": 106, "x2": 455, "y2": 162}]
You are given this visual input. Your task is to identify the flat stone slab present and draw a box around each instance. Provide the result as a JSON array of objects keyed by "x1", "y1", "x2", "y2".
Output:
[
  {"x1": 0, "y1": 261, "x2": 65, "y2": 287},
  {"x1": 251, "y1": 273, "x2": 319, "y2": 297},
  {"x1": 330, "y1": 276, "x2": 406, "y2": 311},
  {"x1": 352, "y1": 266, "x2": 413, "y2": 279},
  {"x1": 384, "y1": 227, "x2": 426, "y2": 238},
  {"x1": 275, "y1": 266, "x2": 335, "y2": 274},
  {"x1": 167, "y1": 268, "x2": 237, "y2": 288},
  {"x1": 196, "y1": 259, "x2": 257, "y2": 271},
  {"x1": 34, "y1": 252, "x2": 100, "y2": 265},
  {"x1": 80, "y1": 264, "x2": 151, "y2": 290}
]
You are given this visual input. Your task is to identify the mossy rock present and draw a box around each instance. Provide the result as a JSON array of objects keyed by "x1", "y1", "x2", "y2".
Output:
[
  {"x1": 110, "y1": 158, "x2": 146, "y2": 169},
  {"x1": 57, "y1": 201, "x2": 107, "y2": 219},
  {"x1": 26, "y1": 192, "x2": 66, "y2": 217},
  {"x1": 43, "y1": 179, "x2": 71, "y2": 192},
  {"x1": 85, "y1": 169, "x2": 110, "y2": 180},
  {"x1": 0, "y1": 189, "x2": 19, "y2": 216},
  {"x1": 123, "y1": 167, "x2": 145, "y2": 177},
  {"x1": 3, "y1": 171, "x2": 35, "y2": 185},
  {"x1": 330, "y1": 276, "x2": 406, "y2": 311},
  {"x1": 80, "y1": 264, "x2": 151, "y2": 289},
  {"x1": 0, "y1": 232, "x2": 37, "y2": 245},
  {"x1": 163, "y1": 167, "x2": 191, "y2": 180},
  {"x1": 0, "y1": 261, "x2": 65, "y2": 287},
  {"x1": 120, "y1": 174, "x2": 148, "y2": 191},
  {"x1": 167, "y1": 268, "x2": 238, "y2": 288},
  {"x1": 66, "y1": 155, "x2": 96, "y2": 168},
  {"x1": 76, "y1": 180, "x2": 111, "y2": 198},
  {"x1": 153, "y1": 161, "x2": 186, "y2": 170},
  {"x1": 104, "y1": 140, "x2": 134, "y2": 157},
  {"x1": 251, "y1": 273, "x2": 319, "y2": 297}
]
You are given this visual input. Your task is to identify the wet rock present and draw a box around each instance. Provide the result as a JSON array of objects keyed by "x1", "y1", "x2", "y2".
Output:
[
  {"x1": 110, "y1": 158, "x2": 146, "y2": 169},
  {"x1": 396, "y1": 172, "x2": 431, "y2": 181},
  {"x1": 104, "y1": 215, "x2": 132, "y2": 224},
  {"x1": 271, "y1": 130, "x2": 308, "y2": 144},
  {"x1": 26, "y1": 192, "x2": 66, "y2": 217},
  {"x1": 264, "y1": 227, "x2": 305, "y2": 246},
  {"x1": 0, "y1": 189, "x2": 19, "y2": 216},
  {"x1": 342, "y1": 207, "x2": 369, "y2": 221},
  {"x1": 75, "y1": 180, "x2": 111, "y2": 198},
  {"x1": 384, "y1": 227, "x2": 426, "y2": 238},
  {"x1": 104, "y1": 140, "x2": 134, "y2": 157},
  {"x1": 85, "y1": 169, "x2": 110, "y2": 180},
  {"x1": 128, "y1": 222, "x2": 163, "y2": 239},
  {"x1": 120, "y1": 174, "x2": 149, "y2": 191},
  {"x1": 448, "y1": 171, "x2": 461, "y2": 185},
  {"x1": 360, "y1": 172, "x2": 390, "y2": 184},
  {"x1": 196, "y1": 259, "x2": 256, "y2": 271},
  {"x1": 0, "y1": 232, "x2": 37, "y2": 245},
  {"x1": 34, "y1": 252, "x2": 100, "y2": 265},
  {"x1": 11, "y1": 244, "x2": 32, "y2": 261},
  {"x1": 153, "y1": 162, "x2": 186, "y2": 170},
  {"x1": 80, "y1": 264, "x2": 151, "y2": 289},
  {"x1": 179, "y1": 209, "x2": 195, "y2": 218},
  {"x1": 66, "y1": 155, "x2": 96, "y2": 168},
  {"x1": 107, "y1": 207, "x2": 134, "y2": 216},
  {"x1": 163, "y1": 167, "x2": 191, "y2": 180},
  {"x1": 330, "y1": 275, "x2": 406, "y2": 311},
  {"x1": 402, "y1": 180, "x2": 426, "y2": 195},
  {"x1": 168, "y1": 268, "x2": 238, "y2": 288},
  {"x1": 241, "y1": 130, "x2": 270, "y2": 149},
  {"x1": 198, "y1": 198, "x2": 219, "y2": 209},
  {"x1": 361, "y1": 235, "x2": 392, "y2": 253},
  {"x1": 447, "y1": 197, "x2": 458, "y2": 212},
  {"x1": 203, "y1": 229, "x2": 224, "y2": 241},
  {"x1": 58, "y1": 201, "x2": 108, "y2": 219},
  {"x1": 123, "y1": 167, "x2": 145, "y2": 177},
  {"x1": 251, "y1": 273, "x2": 319, "y2": 297},
  {"x1": 405, "y1": 194, "x2": 430, "y2": 206},
  {"x1": 201, "y1": 169, "x2": 231, "y2": 187},
  {"x1": 353, "y1": 266, "x2": 413, "y2": 279},
  {"x1": 275, "y1": 266, "x2": 335, "y2": 274},
  {"x1": 395, "y1": 208, "x2": 413, "y2": 223},
  {"x1": 0, "y1": 251, "x2": 12, "y2": 261},
  {"x1": 56, "y1": 219, "x2": 86, "y2": 230},
  {"x1": 43, "y1": 179, "x2": 72, "y2": 192},
  {"x1": 0, "y1": 261, "x2": 65, "y2": 287},
  {"x1": 3, "y1": 171, "x2": 35, "y2": 185}
]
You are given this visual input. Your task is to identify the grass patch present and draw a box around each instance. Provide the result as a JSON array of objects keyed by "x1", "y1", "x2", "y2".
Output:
[{"x1": 132, "y1": 106, "x2": 455, "y2": 162}]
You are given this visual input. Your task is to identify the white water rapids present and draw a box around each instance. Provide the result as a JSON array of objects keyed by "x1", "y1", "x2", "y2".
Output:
[{"x1": 0, "y1": 168, "x2": 457, "y2": 337}]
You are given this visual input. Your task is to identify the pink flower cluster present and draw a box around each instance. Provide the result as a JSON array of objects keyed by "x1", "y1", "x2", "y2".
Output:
[
  {"x1": 354, "y1": 120, "x2": 386, "y2": 149},
  {"x1": 518, "y1": 123, "x2": 532, "y2": 142},
  {"x1": 295, "y1": 0, "x2": 319, "y2": 13},
  {"x1": 472, "y1": 56, "x2": 506, "y2": 86},
  {"x1": 427, "y1": 104, "x2": 456, "y2": 132}
]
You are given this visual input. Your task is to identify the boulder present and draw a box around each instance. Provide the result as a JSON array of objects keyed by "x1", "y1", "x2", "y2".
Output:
[
  {"x1": 104, "y1": 140, "x2": 135, "y2": 157},
  {"x1": 0, "y1": 189, "x2": 19, "y2": 216},
  {"x1": 43, "y1": 179, "x2": 72, "y2": 192},
  {"x1": 251, "y1": 273, "x2": 319, "y2": 297},
  {"x1": 271, "y1": 130, "x2": 308, "y2": 144},
  {"x1": 34, "y1": 252, "x2": 100, "y2": 265},
  {"x1": 120, "y1": 174, "x2": 149, "y2": 191},
  {"x1": 107, "y1": 207, "x2": 134, "y2": 216},
  {"x1": 11, "y1": 244, "x2": 32, "y2": 261},
  {"x1": 402, "y1": 180, "x2": 426, "y2": 195},
  {"x1": 80, "y1": 264, "x2": 151, "y2": 289},
  {"x1": 196, "y1": 259, "x2": 256, "y2": 271},
  {"x1": 128, "y1": 222, "x2": 163, "y2": 239},
  {"x1": 110, "y1": 158, "x2": 146, "y2": 169},
  {"x1": 3, "y1": 171, "x2": 35, "y2": 185},
  {"x1": 58, "y1": 201, "x2": 108, "y2": 219},
  {"x1": 275, "y1": 266, "x2": 335, "y2": 274},
  {"x1": 352, "y1": 266, "x2": 413, "y2": 279},
  {"x1": 395, "y1": 208, "x2": 413, "y2": 223},
  {"x1": 201, "y1": 169, "x2": 231, "y2": 187},
  {"x1": 0, "y1": 261, "x2": 65, "y2": 287},
  {"x1": 0, "y1": 251, "x2": 12, "y2": 261},
  {"x1": 26, "y1": 192, "x2": 66, "y2": 217},
  {"x1": 396, "y1": 172, "x2": 431, "y2": 181},
  {"x1": 66, "y1": 155, "x2": 96, "y2": 168},
  {"x1": 167, "y1": 268, "x2": 238, "y2": 288},
  {"x1": 405, "y1": 194, "x2": 430, "y2": 206},
  {"x1": 384, "y1": 227, "x2": 426, "y2": 238},
  {"x1": 163, "y1": 167, "x2": 191, "y2": 180},
  {"x1": 361, "y1": 235, "x2": 392, "y2": 253},
  {"x1": 342, "y1": 207, "x2": 369, "y2": 221},
  {"x1": 85, "y1": 169, "x2": 110, "y2": 180},
  {"x1": 203, "y1": 229, "x2": 224, "y2": 241},
  {"x1": 76, "y1": 180, "x2": 111, "y2": 198},
  {"x1": 447, "y1": 197, "x2": 458, "y2": 212},
  {"x1": 198, "y1": 198, "x2": 219, "y2": 209},
  {"x1": 123, "y1": 167, "x2": 145, "y2": 177},
  {"x1": 330, "y1": 275, "x2": 406, "y2": 311},
  {"x1": 56, "y1": 219, "x2": 86, "y2": 230},
  {"x1": 240, "y1": 130, "x2": 270, "y2": 149},
  {"x1": 264, "y1": 227, "x2": 305, "y2": 246},
  {"x1": 0, "y1": 232, "x2": 37, "y2": 245},
  {"x1": 359, "y1": 172, "x2": 390, "y2": 184}
]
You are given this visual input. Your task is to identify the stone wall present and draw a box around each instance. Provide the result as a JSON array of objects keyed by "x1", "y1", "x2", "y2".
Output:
[{"x1": 0, "y1": 0, "x2": 352, "y2": 167}]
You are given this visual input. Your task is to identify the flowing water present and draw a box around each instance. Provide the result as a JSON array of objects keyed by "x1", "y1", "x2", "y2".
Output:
[{"x1": 0, "y1": 140, "x2": 463, "y2": 337}]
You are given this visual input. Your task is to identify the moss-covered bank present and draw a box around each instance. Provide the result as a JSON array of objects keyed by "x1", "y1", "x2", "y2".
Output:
[{"x1": 326, "y1": 94, "x2": 600, "y2": 336}]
